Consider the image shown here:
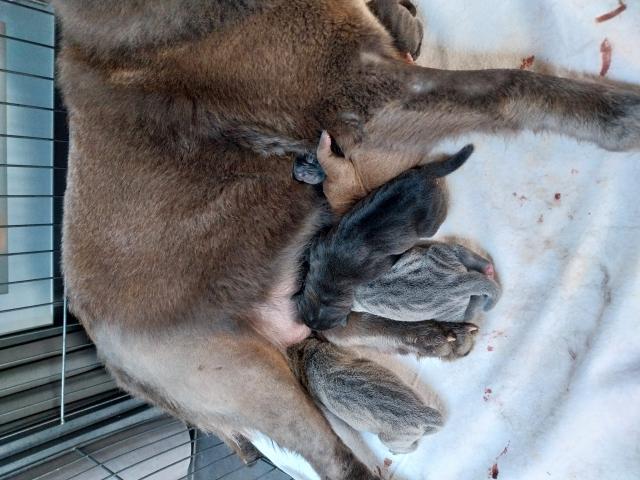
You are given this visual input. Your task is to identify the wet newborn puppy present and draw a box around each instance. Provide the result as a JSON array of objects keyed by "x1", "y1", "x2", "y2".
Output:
[
  {"x1": 296, "y1": 144, "x2": 475, "y2": 330},
  {"x1": 353, "y1": 242, "x2": 501, "y2": 322}
]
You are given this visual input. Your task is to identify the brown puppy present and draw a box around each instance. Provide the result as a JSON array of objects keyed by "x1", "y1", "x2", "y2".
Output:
[{"x1": 53, "y1": 0, "x2": 640, "y2": 478}]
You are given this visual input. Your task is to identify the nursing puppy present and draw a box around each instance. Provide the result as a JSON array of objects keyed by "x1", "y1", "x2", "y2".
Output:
[
  {"x1": 288, "y1": 337, "x2": 443, "y2": 455},
  {"x1": 54, "y1": 0, "x2": 640, "y2": 478},
  {"x1": 295, "y1": 137, "x2": 501, "y2": 326},
  {"x1": 296, "y1": 144, "x2": 474, "y2": 330}
]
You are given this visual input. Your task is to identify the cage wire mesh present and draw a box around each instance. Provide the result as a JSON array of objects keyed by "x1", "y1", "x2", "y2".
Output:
[{"x1": 0, "y1": 1, "x2": 293, "y2": 478}]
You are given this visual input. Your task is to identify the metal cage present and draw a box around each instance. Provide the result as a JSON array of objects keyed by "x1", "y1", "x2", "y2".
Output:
[{"x1": 0, "y1": 2, "x2": 292, "y2": 478}]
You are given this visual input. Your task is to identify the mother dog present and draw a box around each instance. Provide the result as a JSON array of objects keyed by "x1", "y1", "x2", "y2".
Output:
[{"x1": 53, "y1": 1, "x2": 640, "y2": 478}]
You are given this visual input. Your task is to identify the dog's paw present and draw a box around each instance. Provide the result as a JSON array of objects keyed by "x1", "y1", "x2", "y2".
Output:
[
  {"x1": 368, "y1": 0, "x2": 424, "y2": 59},
  {"x1": 402, "y1": 321, "x2": 478, "y2": 360},
  {"x1": 592, "y1": 90, "x2": 640, "y2": 152}
]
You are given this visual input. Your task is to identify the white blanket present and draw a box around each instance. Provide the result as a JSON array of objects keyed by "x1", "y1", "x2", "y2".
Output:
[{"x1": 255, "y1": 1, "x2": 640, "y2": 478}]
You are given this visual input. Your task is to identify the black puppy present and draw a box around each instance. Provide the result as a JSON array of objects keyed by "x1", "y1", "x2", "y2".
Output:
[{"x1": 296, "y1": 144, "x2": 474, "y2": 330}]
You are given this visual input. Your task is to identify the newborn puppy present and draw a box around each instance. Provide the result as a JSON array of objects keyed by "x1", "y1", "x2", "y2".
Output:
[
  {"x1": 296, "y1": 144, "x2": 474, "y2": 330},
  {"x1": 288, "y1": 337, "x2": 442, "y2": 454},
  {"x1": 294, "y1": 132, "x2": 474, "y2": 216},
  {"x1": 353, "y1": 242, "x2": 501, "y2": 322}
]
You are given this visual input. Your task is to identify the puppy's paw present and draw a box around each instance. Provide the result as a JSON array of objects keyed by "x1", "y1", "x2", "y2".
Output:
[
  {"x1": 403, "y1": 321, "x2": 478, "y2": 360},
  {"x1": 439, "y1": 322, "x2": 478, "y2": 360}
]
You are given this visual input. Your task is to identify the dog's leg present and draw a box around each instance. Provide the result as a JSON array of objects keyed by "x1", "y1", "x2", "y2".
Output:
[
  {"x1": 319, "y1": 61, "x2": 640, "y2": 193},
  {"x1": 323, "y1": 312, "x2": 479, "y2": 361},
  {"x1": 288, "y1": 337, "x2": 443, "y2": 454},
  {"x1": 346, "y1": 64, "x2": 640, "y2": 156},
  {"x1": 367, "y1": 0, "x2": 423, "y2": 59},
  {"x1": 108, "y1": 332, "x2": 378, "y2": 480},
  {"x1": 224, "y1": 346, "x2": 380, "y2": 479}
]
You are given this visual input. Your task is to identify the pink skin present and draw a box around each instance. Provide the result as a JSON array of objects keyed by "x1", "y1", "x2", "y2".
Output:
[{"x1": 483, "y1": 264, "x2": 496, "y2": 279}]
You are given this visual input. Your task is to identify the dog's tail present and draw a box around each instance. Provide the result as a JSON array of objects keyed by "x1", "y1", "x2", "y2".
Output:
[{"x1": 423, "y1": 144, "x2": 474, "y2": 178}]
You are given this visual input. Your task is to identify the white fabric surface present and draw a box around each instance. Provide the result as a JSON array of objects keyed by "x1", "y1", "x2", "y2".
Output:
[{"x1": 255, "y1": 1, "x2": 640, "y2": 478}]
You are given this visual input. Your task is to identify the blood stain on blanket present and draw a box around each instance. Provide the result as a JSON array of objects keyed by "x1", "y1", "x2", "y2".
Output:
[
  {"x1": 487, "y1": 442, "x2": 511, "y2": 478},
  {"x1": 384, "y1": 458, "x2": 393, "y2": 468},
  {"x1": 519, "y1": 55, "x2": 535, "y2": 70},
  {"x1": 595, "y1": 1, "x2": 626, "y2": 23},
  {"x1": 600, "y1": 38, "x2": 612, "y2": 76},
  {"x1": 512, "y1": 192, "x2": 528, "y2": 205},
  {"x1": 487, "y1": 345, "x2": 494, "y2": 352},
  {"x1": 554, "y1": 193, "x2": 562, "y2": 201},
  {"x1": 483, "y1": 388, "x2": 493, "y2": 401},
  {"x1": 485, "y1": 330, "x2": 507, "y2": 340}
]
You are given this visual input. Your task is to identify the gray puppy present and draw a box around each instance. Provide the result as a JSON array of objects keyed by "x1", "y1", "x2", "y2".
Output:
[
  {"x1": 288, "y1": 337, "x2": 442, "y2": 454},
  {"x1": 353, "y1": 242, "x2": 501, "y2": 322}
]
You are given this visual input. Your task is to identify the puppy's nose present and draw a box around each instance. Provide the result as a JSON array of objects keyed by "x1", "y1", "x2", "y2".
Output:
[{"x1": 483, "y1": 264, "x2": 496, "y2": 279}]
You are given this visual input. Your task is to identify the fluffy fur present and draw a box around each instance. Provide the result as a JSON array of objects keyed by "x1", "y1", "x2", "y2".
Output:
[
  {"x1": 353, "y1": 241, "x2": 501, "y2": 322},
  {"x1": 53, "y1": 0, "x2": 640, "y2": 478},
  {"x1": 296, "y1": 145, "x2": 472, "y2": 330}
]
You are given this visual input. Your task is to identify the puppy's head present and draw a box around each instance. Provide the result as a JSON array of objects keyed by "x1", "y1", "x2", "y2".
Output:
[{"x1": 295, "y1": 288, "x2": 351, "y2": 331}]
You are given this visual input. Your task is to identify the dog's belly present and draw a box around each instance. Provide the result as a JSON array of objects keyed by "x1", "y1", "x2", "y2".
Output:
[{"x1": 252, "y1": 272, "x2": 311, "y2": 349}]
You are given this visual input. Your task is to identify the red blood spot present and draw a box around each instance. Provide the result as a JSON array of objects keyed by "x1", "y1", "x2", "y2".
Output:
[
  {"x1": 490, "y1": 463, "x2": 499, "y2": 479},
  {"x1": 483, "y1": 387, "x2": 493, "y2": 401},
  {"x1": 554, "y1": 193, "x2": 562, "y2": 201},
  {"x1": 600, "y1": 38, "x2": 612, "y2": 76},
  {"x1": 487, "y1": 345, "x2": 494, "y2": 352},
  {"x1": 519, "y1": 55, "x2": 535, "y2": 70},
  {"x1": 384, "y1": 458, "x2": 393, "y2": 468},
  {"x1": 596, "y1": 1, "x2": 626, "y2": 23}
]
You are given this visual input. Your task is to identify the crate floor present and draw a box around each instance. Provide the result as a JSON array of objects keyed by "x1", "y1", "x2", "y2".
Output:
[{"x1": 7, "y1": 416, "x2": 292, "y2": 480}]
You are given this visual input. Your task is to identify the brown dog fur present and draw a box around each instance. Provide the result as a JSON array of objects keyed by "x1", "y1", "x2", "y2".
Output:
[{"x1": 53, "y1": 1, "x2": 640, "y2": 478}]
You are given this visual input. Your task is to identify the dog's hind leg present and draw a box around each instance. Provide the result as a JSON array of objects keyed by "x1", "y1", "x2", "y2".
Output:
[
  {"x1": 206, "y1": 340, "x2": 379, "y2": 480},
  {"x1": 336, "y1": 62, "x2": 640, "y2": 169},
  {"x1": 288, "y1": 337, "x2": 443, "y2": 454},
  {"x1": 106, "y1": 330, "x2": 379, "y2": 480}
]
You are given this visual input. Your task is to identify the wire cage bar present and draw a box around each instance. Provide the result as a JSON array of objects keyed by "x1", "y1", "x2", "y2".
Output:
[{"x1": 0, "y1": 1, "x2": 294, "y2": 479}]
